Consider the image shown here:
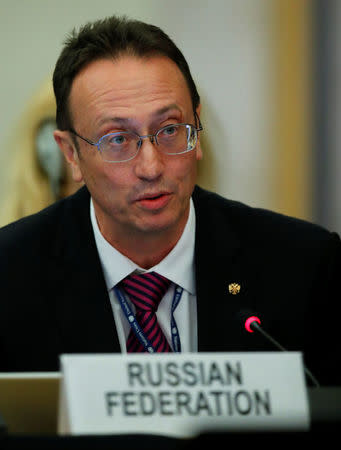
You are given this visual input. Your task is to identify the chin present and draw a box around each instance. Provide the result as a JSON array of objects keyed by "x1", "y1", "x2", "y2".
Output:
[{"x1": 135, "y1": 213, "x2": 181, "y2": 235}]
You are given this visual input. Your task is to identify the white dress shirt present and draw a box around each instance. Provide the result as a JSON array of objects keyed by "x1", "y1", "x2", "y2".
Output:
[{"x1": 90, "y1": 198, "x2": 197, "y2": 353}]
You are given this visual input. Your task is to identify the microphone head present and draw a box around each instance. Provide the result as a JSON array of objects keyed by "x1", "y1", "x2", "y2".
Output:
[
  {"x1": 245, "y1": 315, "x2": 261, "y2": 333},
  {"x1": 237, "y1": 308, "x2": 262, "y2": 333}
]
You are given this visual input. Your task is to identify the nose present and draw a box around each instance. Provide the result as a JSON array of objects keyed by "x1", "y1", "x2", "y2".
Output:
[{"x1": 134, "y1": 137, "x2": 164, "y2": 181}]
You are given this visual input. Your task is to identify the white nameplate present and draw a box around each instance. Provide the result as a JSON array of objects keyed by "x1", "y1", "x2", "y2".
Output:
[{"x1": 58, "y1": 352, "x2": 309, "y2": 436}]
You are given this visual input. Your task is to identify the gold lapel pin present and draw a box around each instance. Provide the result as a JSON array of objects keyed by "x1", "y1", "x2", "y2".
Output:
[{"x1": 228, "y1": 283, "x2": 241, "y2": 295}]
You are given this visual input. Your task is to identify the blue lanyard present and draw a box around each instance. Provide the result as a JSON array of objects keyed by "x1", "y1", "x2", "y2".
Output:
[{"x1": 114, "y1": 284, "x2": 183, "y2": 353}]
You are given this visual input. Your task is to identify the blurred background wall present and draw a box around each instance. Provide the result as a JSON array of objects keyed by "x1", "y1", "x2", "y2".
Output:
[{"x1": 0, "y1": 0, "x2": 339, "y2": 232}]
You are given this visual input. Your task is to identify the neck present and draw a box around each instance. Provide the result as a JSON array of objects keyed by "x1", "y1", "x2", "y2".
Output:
[
  {"x1": 109, "y1": 232, "x2": 178, "y2": 269},
  {"x1": 95, "y1": 210, "x2": 189, "y2": 270}
]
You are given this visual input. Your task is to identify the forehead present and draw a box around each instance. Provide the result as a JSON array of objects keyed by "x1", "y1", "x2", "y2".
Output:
[{"x1": 69, "y1": 55, "x2": 193, "y2": 128}]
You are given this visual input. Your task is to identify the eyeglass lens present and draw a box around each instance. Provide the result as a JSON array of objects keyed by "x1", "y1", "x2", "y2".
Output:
[{"x1": 100, "y1": 124, "x2": 197, "y2": 162}]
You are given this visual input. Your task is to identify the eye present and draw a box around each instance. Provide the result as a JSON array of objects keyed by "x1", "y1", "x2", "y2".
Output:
[
  {"x1": 108, "y1": 134, "x2": 127, "y2": 145},
  {"x1": 160, "y1": 125, "x2": 178, "y2": 137}
]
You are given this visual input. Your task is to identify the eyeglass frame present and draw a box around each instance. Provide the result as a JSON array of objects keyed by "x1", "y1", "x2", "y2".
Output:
[{"x1": 67, "y1": 112, "x2": 203, "y2": 163}]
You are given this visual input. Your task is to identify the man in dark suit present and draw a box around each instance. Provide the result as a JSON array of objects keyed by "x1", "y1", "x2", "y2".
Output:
[{"x1": 0, "y1": 15, "x2": 339, "y2": 386}]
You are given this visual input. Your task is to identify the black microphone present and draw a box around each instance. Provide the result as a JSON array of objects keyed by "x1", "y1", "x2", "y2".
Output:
[{"x1": 239, "y1": 309, "x2": 320, "y2": 388}]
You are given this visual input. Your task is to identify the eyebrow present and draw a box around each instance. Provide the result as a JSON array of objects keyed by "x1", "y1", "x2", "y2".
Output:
[
  {"x1": 98, "y1": 104, "x2": 183, "y2": 127},
  {"x1": 153, "y1": 104, "x2": 182, "y2": 117}
]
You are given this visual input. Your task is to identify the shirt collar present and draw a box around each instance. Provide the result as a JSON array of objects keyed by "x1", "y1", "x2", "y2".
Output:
[{"x1": 90, "y1": 198, "x2": 196, "y2": 295}]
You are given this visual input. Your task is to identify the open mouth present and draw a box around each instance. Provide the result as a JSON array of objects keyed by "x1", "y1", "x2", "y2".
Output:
[
  {"x1": 139, "y1": 191, "x2": 169, "y2": 201},
  {"x1": 137, "y1": 192, "x2": 171, "y2": 210},
  {"x1": 146, "y1": 193, "x2": 164, "y2": 200}
]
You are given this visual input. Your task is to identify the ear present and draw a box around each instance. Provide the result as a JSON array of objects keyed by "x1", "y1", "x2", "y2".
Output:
[
  {"x1": 53, "y1": 130, "x2": 84, "y2": 183},
  {"x1": 195, "y1": 104, "x2": 203, "y2": 161}
]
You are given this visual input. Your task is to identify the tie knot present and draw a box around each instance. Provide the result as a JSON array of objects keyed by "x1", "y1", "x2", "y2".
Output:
[{"x1": 121, "y1": 272, "x2": 171, "y2": 312}]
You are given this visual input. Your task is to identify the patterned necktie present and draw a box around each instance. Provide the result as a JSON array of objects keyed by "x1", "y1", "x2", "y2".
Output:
[{"x1": 121, "y1": 272, "x2": 172, "y2": 353}]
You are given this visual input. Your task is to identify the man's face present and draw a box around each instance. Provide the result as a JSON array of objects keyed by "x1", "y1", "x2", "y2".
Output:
[{"x1": 55, "y1": 55, "x2": 202, "y2": 245}]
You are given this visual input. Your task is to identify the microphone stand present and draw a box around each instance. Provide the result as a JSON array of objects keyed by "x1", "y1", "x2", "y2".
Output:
[{"x1": 250, "y1": 320, "x2": 320, "y2": 388}]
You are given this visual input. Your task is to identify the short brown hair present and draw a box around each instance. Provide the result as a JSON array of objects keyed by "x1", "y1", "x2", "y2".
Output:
[{"x1": 53, "y1": 15, "x2": 200, "y2": 130}]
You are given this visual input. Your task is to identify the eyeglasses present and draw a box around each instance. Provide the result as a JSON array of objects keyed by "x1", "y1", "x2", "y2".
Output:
[{"x1": 68, "y1": 115, "x2": 203, "y2": 163}]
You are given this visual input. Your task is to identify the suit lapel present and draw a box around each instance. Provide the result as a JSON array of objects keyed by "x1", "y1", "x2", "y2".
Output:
[
  {"x1": 193, "y1": 186, "x2": 265, "y2": 352},
  {"x1": 53, "y1": 187, "x2": 121, "y2": 355}
]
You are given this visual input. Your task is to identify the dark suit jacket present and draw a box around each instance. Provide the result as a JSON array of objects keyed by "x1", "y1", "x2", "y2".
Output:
[{"x1": 0, "y1": 185, "x2": 339, "y2": 385}]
